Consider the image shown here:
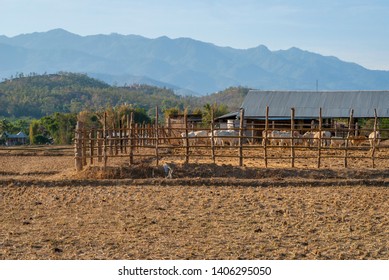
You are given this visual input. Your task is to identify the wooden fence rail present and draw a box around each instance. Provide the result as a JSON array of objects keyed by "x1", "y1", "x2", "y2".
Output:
[{"x1": 74, "y1": 107, "x2": 389, "y2": 171}]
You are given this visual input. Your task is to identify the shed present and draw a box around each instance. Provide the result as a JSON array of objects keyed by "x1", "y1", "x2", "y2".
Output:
[
  {"x1": 216, "y1": 90, "x2": 389, "y2": 138},
  {"x1": 1, "y1": 131, "x2": 28, "y2": 146},
  {"x1": 241, "y1": 90, "x2": 389, "y2": 119}
]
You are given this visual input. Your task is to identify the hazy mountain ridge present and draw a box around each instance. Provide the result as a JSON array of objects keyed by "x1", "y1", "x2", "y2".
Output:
[{"x1": 1, "y1": 28, "x2": 389, "y2": 95}]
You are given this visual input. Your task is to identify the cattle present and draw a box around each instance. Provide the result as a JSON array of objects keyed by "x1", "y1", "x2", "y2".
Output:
[
  {"x1": 181, "y1": 131, "x2": 196, "y2": 146},
  {"x1": 330, "y1": 136, "x2": 345, "y2": 147},
  {"x1": 181, "y1": 130, "x2": 208, "y2": 146},
  {"x1": 302, "y1": 131, "x2": 315, "y2": 146},
  {"x1": 313, "y1": 131, "x2": 332, "y2": 146},
  {"x1": 262, "y1": 130, "x2": 302, "y2": 146},
  {"x1": 268, "y1": 130, "x2": 282, "y2": 146},
  {"x1": 278, "y1": 131, "x2": 302, "y2": 146},
  {"x1": 261, "y1": 130, "x2": 270, "y2": 146},
  {"x1": 213, "y1": 130, "x2": 239, "y2": 146},
  {"x1": 369, "y1": 131, "x2": 381, "y2": 148},
  {"x1": 348, "y1": 135, "x2": 367, "y2": 146},
  {"x1": 261, "y1": 130, "x2": 277, "y2": 146}
]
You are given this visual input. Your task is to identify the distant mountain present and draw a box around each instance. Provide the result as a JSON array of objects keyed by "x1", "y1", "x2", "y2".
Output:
[{"x1": 1, "y1": 28, "x2": 389, "y2": 95}]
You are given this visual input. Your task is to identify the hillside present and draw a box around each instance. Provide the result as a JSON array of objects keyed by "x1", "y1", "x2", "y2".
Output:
[
  {"x1": 1, "y1": 29, "x2": 389, "y2": 94},
  {"x1": 0, "y1": 73, "x2": 185, "y2": 118},
  {"x1": 0, "y1": 73, "x2": 245, "y2": 119}
]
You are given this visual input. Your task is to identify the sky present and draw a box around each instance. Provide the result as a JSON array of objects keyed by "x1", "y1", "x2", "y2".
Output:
[{"x1": 1, "y1": 0, "x2": 389, "y2": 70}]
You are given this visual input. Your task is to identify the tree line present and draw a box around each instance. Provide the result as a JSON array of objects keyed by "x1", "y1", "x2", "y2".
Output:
[{"x1": 0, "y1": 73, "x2": 247, "y2": 145}]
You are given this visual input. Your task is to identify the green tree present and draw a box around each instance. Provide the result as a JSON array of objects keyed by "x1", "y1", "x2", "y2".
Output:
[{"x1": 202, "y1": 103, "x2": 229, "y2": 126}]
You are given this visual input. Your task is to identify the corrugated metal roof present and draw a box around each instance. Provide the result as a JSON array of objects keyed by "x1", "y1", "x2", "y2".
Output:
[{"x1": 242, "y1": 90, "x2": 389, "y2": 118}]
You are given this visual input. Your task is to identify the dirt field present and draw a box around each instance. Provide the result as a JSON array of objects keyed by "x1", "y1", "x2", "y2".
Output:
[{"x1": 1, "y1": 146, "x2": 389, "y2": 260}]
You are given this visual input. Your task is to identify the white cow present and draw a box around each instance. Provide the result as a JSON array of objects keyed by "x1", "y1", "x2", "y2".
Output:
[
  {"x1": 261, "y1": 130, "x2": 273, "y2": 146},
  {"x1": 368, "y1": 131, "x2": 381, "y2": 148},
  {"x1": 181, "y1": 131, "x2": 195, "y2": 146},
  {"x1": 268, "y1": 130, "x2": 282, "y2": 146},
  {"x1": 181, "y1": 130, "x2": 208, "y2": 146},
  {"x1": 213, "y1": 130, "x2": 239, "y2": 146},
  {"x1": 313, "y1": 131, "x2": 332, "y2": 146},
  {"x1": 264, "y1": 130, "x2": 301, "y2": 146},
  {"x1": 302, "y1": 131, "x2": 315, "y2": 146},
  {"x1": 278, "y1": 131, "x2": 302, "y2": 146}
]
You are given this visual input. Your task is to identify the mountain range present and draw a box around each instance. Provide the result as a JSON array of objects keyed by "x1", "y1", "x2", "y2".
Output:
[{"x1": 1, "y1": 28, "x2": 389, "y2": 95}]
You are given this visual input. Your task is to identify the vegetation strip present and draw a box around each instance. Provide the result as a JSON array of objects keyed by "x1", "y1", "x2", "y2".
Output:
[{"x1": 2, "y1": 178, "x2": 389, "y2": 188}]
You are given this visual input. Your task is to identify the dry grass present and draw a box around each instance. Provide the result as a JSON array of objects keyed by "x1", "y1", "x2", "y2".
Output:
[{"x1": 1, "y1": 146, "x2": 389, "y2": 260}]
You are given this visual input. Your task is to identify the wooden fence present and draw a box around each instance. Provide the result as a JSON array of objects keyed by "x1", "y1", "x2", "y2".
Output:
[{"x1": 74, "y1": 107, "x2": 388, "y2": 171}]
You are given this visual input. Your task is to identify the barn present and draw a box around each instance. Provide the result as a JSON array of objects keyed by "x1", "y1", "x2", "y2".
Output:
[{"x1": 217, "y1": 90, "x2": 389, "y2": 138}]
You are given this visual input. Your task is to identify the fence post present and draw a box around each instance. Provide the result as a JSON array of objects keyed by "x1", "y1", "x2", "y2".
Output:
[
  {"x1": 155, "y1": 106, "x2": 159, "y2": 166},
  {"x1": 113, "y1": 122, "x2": 118, "y2": 156},
  {"x1": 372, "y1": 109, "x2": 378, "y2": 168},
  {"x1": 264, "y1": 106, "x2": 269, "y2": 168},
  {"x1": 97, "y1": 129, "x2": 103, "y2": 163},
  {"x1": 74, "y1": 121, "x2": 83, "y2": 171},
  {"x1": 355, "y1": 122, "x2": 359, "y2": 137},
  {"x1": 211, "y1": 109, "x2": 216, "y2": 164},
  {"x1": 129, "y1": 112, "x2": 134, "y2": 164},
  {"x1": 124, "y1": 114, "x2": 129, "y2": 154},
  {"x1": 89, "y1": 129, "x2": 94, "y2": 165},
  {"x1": 103, "y1": 112, "x2": 108, "y2": 169},
  {"x1": 291, "y1": 107, "x2": 295, "y2": 168},
  {"x1": 344, "y1": 109, "x2": 354, "y2": 168},
  {"x1": 119, "y1": 119, "x2": 123, "y2": 154},
  {"x1": 317, "y1": 108, "x2": 322, "y2": 168},
  {"x1": 82, "y1": 126, "x2": 88, "y2": 167},
  {"x1": 239, "y1": 108, "x2": 245, "y2": 167},
  {"x1": 184, "y1": 112, "x2": 189, "y2": 164},
  {"x1": 167, "y1": 116, "x2": 172, "y2": 137}
]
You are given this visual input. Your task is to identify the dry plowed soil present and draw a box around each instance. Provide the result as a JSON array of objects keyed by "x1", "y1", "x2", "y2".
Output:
[{"x1": 1, "y1": 146, "x2": 388, "y2": 260}]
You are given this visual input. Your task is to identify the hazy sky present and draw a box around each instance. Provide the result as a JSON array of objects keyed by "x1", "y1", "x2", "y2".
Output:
[{"x1": 1, "y1": 0, "x2": 388, "y2": 70}]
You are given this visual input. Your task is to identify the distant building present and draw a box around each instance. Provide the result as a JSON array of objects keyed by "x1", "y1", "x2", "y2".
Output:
[
  {"x1": 165, "y1": 113, "x2": 203, "y2": 130},
  {"x1": 216, "y1": 90, "x2": 389, "y2": 140},
  {"x1": 0, "y1": 131, "x2": 28, "y2": 146}
]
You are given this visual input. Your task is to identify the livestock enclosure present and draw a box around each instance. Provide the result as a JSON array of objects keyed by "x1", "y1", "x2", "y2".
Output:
[
  {"x1": 74, "y1": 107, "x2": 389, "y2": 172},
  {"x1": 2, "y1": 106, "x2": 389, "y2": 260}
]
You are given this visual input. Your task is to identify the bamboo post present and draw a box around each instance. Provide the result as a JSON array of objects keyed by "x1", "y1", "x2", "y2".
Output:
[
  {"x1": 147, "y1": 124, "x2": 151, "y2": 146},
  {"x1": 355, "y1": 122, "x2": 359, "y2": 137},
  {"x1": 129, "y1": 112, "x2": 134, "y2": 165},
  {"x1": 264, "y1": 106, "x2": 269, "y2": 168},
  {"x1": 97, "y1": 129, "x2": 103, "y2": 163},
  {"x1": 125, "y1": 114, "x2": 129, "y2": 154},
  {"x1": 167, "y1": 116, "x2": 172, "y2": 137},
  {"x1": 82, "y1": 127, "x2": 88, "y2": 166},
  {"x1": 135, "y1": 123, "x2": 139, "y2": 149},
  {"x1": 317, "y1": 108, "x2": 322, "y2": 168},
  {"x1": 155, "y1": 107, "x2": 159, "y2": 166},
  {"x1": 142, "y1": 124, "x2": 145, "y2": 146},
  {"x1": 89, "y1": 129, "x2": 94, "y2": 165},
  {"x1": 184, "y1": 113, "x2": 189, "y2": 163},
  {"x1": 103, "y1": 112, "x2": 108, "y2": 169},
  {"x1": 210, "y1": 109, "x2": 216, "y2": 164},
  {"x1": 108, "y1": 128, "x2": 113, "y2": 156},
  {"x1": 372, "y1": 109, "x2": 378, "y2": 168},
  {"x1": 239, "y1": 108, "x2": 245, "y2": 167},
  {"x1": 113, "y1": 122, "x2": 118, "y2": 156},
  {"x1": 119, "y1": 119, "x2": 123, "y2": 154},
  {"x1": 344, "y1": 109, "x2": 354, "y2": 168},
  {"x1": 136, "y1": 123, "x2": 139, "y2": 149},
  {"x1": 291, "y1": 108, "x2": 295, "y2": 168},
  {"x1": 74, "y1": 121, "x2": 83, "y2": 171}
]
